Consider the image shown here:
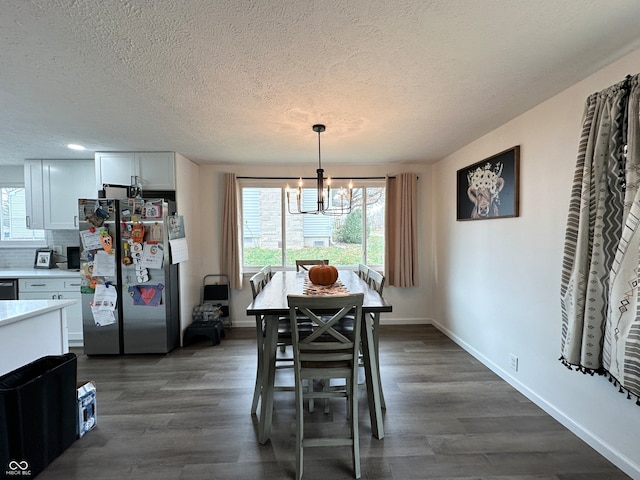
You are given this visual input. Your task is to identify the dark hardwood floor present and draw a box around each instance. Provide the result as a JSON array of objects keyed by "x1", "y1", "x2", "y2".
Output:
[{"x1": 38, "y1": 325, "x2": 628, "y2": 479}]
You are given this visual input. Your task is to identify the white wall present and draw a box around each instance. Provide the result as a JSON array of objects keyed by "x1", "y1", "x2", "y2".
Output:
[
  {"x1": 197, "y1": 163, "x2": 434, "y2": 328},
  {"x1": 433, "y1": 48, "x2": 640, "y2": 477},
  {"x1": 175, "y1": 153, "x2": 203, "y2": 342},
  {"x1": 0, "y1": 165, "x2": 24, "y2": 185}
]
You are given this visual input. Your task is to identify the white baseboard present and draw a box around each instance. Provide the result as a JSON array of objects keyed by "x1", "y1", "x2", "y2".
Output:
[
  {"x1": 68, "y1": 333, "x2": 83, "y2": 348},
  {"x1": 379, "y1": 317, "x2": 431, "y2": 325},
  {"x1": 232, "y1": 319, "x2": 259, "y2": 328},
  {"x1": 431, "y1": 320, "x2": 640, "y2": 479}
]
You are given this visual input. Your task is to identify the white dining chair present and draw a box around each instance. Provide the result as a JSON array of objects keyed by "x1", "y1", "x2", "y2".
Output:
[
  {"x1": 249, "y1": 270, "x2": 267, "y2": 299},
  {"x1": 367, "y1": 268, "x2": 385, "y2": 294},
  {"x1": 249, "y1": 270, "x2": 268, "y2": 413},
  {"x1": 250, "y1": 268, "x2": 298, "y2": 414},
  {"x1": 365, "y1": 269, "x2": 386, "y2": 408},
  {"x1": 357, "y1": 263, "x2": 370, "y2": 281},
  {"x1": 261, "y1": 265, "x2": 287, "y2": 354},
  {"x1": 287, "y1": 293, "x2": 364, "y2": 480},
  {"x1": 260, "y1": 264, "x2": 273, "y2": 281}
]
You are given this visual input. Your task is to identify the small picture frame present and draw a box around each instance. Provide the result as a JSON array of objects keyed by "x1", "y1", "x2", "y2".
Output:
[{"x1": 34, "y1": 249, "x2": 54, "y2": 269}]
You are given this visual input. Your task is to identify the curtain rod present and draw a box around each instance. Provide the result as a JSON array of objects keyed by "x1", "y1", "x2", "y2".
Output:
[{"x1": 237, "y1": 176, "x2": 417, "y2": 180}]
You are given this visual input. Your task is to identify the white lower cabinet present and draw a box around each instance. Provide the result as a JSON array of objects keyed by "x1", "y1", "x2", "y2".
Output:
[{"x1": 19, "y1": 278, "x2": 83, "y2": 346}]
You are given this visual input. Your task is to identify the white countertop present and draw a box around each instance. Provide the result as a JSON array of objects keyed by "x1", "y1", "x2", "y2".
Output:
[
  {"x1": 0, "y1": 268, "x2": 81, "y2": 278},
  {"x1": 0, "y1": 299, "x2": 77, "y2": 326},
  {"x1": 0, "y1": 300, "x2": 74, "y2": 376}
]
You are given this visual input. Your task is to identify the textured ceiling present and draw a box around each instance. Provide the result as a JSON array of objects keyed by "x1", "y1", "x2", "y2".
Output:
[{"x1": 1, "y1": 0, "x2": 640, "y2": 166}]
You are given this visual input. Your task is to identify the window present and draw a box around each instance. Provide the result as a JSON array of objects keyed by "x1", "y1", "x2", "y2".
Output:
[
  {"x1": 0, "y1": 187, "x2": 46, "y2": 246},
  {"x1": 241, "y1": 181, "x2": 384, "y2": 269}
]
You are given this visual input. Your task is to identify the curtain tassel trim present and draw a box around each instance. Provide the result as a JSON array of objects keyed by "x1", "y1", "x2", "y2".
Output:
[
  {"x1": 558, "y1": 356, "x2": 599, "y2": 376},
  {"x1": 559, "y1": 357, "x2": 640, "y2": 407}
]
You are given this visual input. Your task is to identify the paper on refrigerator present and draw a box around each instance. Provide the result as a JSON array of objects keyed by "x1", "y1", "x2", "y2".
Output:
[
  {"x1": 141, "y1": 242, "x2": 164, "y2": 269},
  {"x1": 167, "y1": 215, "x2": 188, "y2": 264},
  {"x1": 169, "y1": 238, "x2": 189, "y2": 264},
  {"x1": 93, "y1": 250, "x2": 116, "y2": 277},
  {"x1": 90, "y1": 284, "x2": 118, "y2": 327},
  {"x1": 80, "y1": 229, "x2": 104, "y2": 250}
]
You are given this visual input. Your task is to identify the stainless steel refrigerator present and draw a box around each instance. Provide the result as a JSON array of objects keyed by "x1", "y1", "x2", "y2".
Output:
[{"x1": 78, "y1": 198, "x2": 180, "y2": 354}]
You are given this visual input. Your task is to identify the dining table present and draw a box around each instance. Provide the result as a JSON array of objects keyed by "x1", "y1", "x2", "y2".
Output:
[{"x1": 246, "y1": 269, "x2": 392, "y2": 444}]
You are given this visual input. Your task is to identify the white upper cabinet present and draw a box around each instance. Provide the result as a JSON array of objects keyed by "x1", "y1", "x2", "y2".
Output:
[
  {"x1": 43, "y1": 160, "x2": 96, "y2": 229},
  {"x1": 95, "y1": 152, "x2": 175, "y2": 191},
  {"x1": 136, "y1": 152, "x2": 176, "y2": 190},
  {"x1": 94, "y1": 152, "x2": 135, "y2": 186},
  {"x1": 25, "y1": 159, "x2": 95, "y2": 230},
  {"x1": 24, "y1": 160, "x2": 44, "y2": 229}
]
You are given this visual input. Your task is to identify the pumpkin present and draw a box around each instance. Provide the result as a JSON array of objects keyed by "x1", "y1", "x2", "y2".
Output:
[{"x1": 308, "y1": 264, "x2": 338, "y2": 286}]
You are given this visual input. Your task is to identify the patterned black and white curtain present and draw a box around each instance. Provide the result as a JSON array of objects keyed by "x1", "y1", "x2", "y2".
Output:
[{"x1": 560, "y1": 74, "x2": 640, "y2": 403}]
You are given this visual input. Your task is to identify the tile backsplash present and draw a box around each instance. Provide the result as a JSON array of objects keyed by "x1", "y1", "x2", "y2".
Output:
[{"x1": 0, "y1": 230, "x2": 79, "y2": 268}]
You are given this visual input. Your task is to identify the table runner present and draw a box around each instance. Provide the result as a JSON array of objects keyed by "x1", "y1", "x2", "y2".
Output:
[{"x1": 303, "y1": 276, "x2": 349, "y2": 295}]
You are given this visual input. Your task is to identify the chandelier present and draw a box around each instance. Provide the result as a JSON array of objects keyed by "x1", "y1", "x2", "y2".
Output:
[{"x1": 286, "y1": 124, "x2": 353, "y2": 215}]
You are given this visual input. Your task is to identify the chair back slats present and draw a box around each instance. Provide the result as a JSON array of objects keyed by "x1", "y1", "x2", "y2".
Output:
[
  {"x1": 249, "y1": 270, "x2": 266, "y2": 299},
  {"x1": 287, "y1": 294, "x2": 364, "y2": 366},
  {"x1": 367, "y1": 269, "x2": 385, "y2": 295},
  {"x1": 260, "y1": 264, "x2": 273, "y2": 281},
  {"x1": 295, "y1": 305, "x2": 354, "y2": 343},
  {"x1": 357, "y1": 263, "x2": 370, "y2": 281},
  {"x1": 295, "y1": 259, "x2": 329, "y2": 271}
]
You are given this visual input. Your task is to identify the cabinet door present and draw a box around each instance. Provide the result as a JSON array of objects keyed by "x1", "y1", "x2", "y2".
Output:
[
  {"x1": 19, "y1": 291, "x2": 60, "y2": 300},
  {"x1": 24, "y1": 160, "x2": 44, "y2": 229},
  {"x1": 95, "y1": 152, "x2": 136, "y2": 190},
  {"x1": 20, "y1": 279, "x2": 83, "y2": 345},
  {"x1": 19, "y1": 291, "x2": 82, "y2": 345},
  {"x1": 59, "y1": 291, "x2": 82, "y2": 344},
  {"x1": 136, "y1": 152, "x2": 175, "y2": 190},
  {"x1": 43, "y1": 160, "x2": 96, "y2": 229}
]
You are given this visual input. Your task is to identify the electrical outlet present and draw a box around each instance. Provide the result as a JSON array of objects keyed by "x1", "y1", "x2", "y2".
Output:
[
  {"x1": 52, "y1": 245, "x2": 62, "y2": 255},
  {"x1": 509, "y1": 354, "x2": 519, "y2": 372}
]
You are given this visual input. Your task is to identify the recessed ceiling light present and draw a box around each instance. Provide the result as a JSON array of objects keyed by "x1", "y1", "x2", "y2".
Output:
[{"x1": 67, "y1": 144, "x2": 86, "y2": 150}]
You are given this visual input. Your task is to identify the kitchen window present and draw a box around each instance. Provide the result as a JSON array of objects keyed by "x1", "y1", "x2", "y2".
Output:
[
  {"x1": 0, "y1": 187, "x2": 46, "y2": 247},
  {"x1": 240, "y1": 180, "x2": 384, "y2": 269}
]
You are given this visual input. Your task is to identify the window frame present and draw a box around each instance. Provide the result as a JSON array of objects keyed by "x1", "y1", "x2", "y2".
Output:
[
  {"x1": 239, "y1": 178, "x2": 385, "y2": 272},
  {"x1": 0, "y1": 185, "x2": 47, "y2": 249}
]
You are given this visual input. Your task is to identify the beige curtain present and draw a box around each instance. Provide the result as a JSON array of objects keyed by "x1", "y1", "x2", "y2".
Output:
[
  {"x1": 384, "y1": 173, "x2": 418, "y2": 287},
  {"x1": 221, "y1": 173, "x2": 242, "y2": 289}
]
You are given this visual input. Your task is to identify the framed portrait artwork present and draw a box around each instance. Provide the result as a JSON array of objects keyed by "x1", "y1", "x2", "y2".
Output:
[
  {"x1": 34, "y1": 249, "x2": 54, "y2": 269},
  {"x1": 456, "y1": 146, "x2": 520, "y2": 221}
]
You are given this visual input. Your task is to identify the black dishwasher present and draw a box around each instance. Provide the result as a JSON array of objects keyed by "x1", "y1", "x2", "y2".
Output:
[{"x1": 0, "y1": 279, "x2": 18, "y2": 300}]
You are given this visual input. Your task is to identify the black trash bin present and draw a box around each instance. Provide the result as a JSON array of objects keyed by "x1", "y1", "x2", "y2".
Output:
[{"x1": 0, "y1": 353, "x2": 77, "y2": 478}]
